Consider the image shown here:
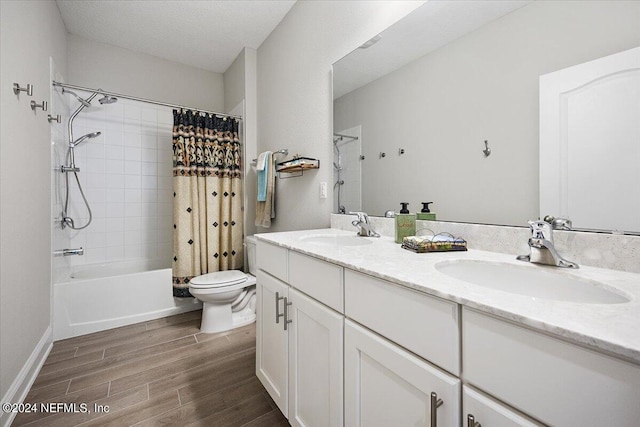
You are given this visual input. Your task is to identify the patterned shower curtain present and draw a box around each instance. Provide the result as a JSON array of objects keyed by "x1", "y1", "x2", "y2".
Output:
[{"x1": 172, "y1": 109, "x2": 244, "y2": 297}]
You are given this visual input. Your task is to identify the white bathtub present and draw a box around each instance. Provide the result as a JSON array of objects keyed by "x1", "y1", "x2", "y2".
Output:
[{"x1": 53, "y1": 259, "x2": 201, "y2": 340}]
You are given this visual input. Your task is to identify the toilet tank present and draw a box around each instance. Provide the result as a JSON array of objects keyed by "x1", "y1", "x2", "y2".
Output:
[{"x1": 245, "y1": 235, "x2": 257, "y2": 276}]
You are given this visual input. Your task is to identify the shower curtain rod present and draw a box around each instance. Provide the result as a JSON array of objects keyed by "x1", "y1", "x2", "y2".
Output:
[
  {"x1": 52, "y1": 81, "x2": 242, "y2": 120},
  {"x1": 333, "y1": 133, "x2": 359, "y2": 141}
]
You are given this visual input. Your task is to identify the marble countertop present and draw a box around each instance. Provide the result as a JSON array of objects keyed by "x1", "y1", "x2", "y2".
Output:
[{"x1": 255, "y1": 228, "x2": 640, "y2": 364}]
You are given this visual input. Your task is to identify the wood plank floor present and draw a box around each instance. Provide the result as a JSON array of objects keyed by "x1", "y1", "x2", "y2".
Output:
[{"x1": 13, "y1": 311, "x2": 289, "y2": 427}]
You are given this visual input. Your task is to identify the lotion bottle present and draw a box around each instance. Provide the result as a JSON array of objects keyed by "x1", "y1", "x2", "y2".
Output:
[
  {"x1": 395, "y1": 202, "x2": 416, "y2": 243},
  {"x1": 416, "y1": 202, "x2": 436, "y2": 220}
]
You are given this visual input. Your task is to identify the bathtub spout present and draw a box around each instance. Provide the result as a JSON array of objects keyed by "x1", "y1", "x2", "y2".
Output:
[{"x1": 54, "y1": 247, "x2": 84, "y2": 256}]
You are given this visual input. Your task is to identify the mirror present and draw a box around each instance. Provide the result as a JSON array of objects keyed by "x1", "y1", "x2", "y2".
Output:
[{"x1": 333, "y1": 0, "x2": 640, "y2": 233}]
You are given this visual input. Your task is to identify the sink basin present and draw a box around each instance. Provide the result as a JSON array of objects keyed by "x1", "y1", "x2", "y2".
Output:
[
  {"x1": 435, "y1": 260, "x2": 630, "y2": 304},
  {"x1": 299, "y1": 234, "x2": 373, "y2": 247}
]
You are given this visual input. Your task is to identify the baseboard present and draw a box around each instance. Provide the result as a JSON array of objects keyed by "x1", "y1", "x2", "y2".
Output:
[{"x1": 0, "y1": 327, "x2": 52, "y2": 427}]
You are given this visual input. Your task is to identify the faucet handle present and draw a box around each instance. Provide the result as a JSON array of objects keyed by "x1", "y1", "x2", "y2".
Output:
[
  {"x1": 349, "y1": 211, "x2": 368, "y2": 223},
  {"x1": 543, "y1": 215, "x2": 573, "y2": 230},
  {"x1": 528, "y1": 220, "x2": 553, "y2": 241}
]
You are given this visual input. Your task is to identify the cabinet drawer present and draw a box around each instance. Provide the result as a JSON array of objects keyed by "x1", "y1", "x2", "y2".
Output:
[
  {"x1": 463, "y1": 308, "x2": 640, "y2": 427},
  {"x1": 463, "y1": 386, "x2": 542, "y2": 427},
  {"x1": 289, "y1": 251, "x2": 343, "y2": 313},
  {"x1": 257, "y1": 240, "x2": 288, "y2": 282},
  {"x1": 344, "y1": 269, "x2": 460, "y2": 375},
  {"x1": 345, "y1": 320, "x2": 460, "y2": 427}
]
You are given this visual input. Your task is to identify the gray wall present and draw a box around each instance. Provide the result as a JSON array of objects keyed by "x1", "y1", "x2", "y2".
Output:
[
  {"x1": 0, "y1": 0, "x2": 67, "y2": 410},
  {"x1": 334, "y1": 0, "x2": 640, "y2": 225},
  {"x1": 224, "y1": 48, "x2": 259, "y2": 238},
  {"x1": 224, "y1": 50, "x2": 245, "y2": 113},
  {"x1": 256, "y1": 0, "x2": 422, "y2": 232},
  {"x1": 67, "y1": 35, "x2": 224, "y2": 112}
]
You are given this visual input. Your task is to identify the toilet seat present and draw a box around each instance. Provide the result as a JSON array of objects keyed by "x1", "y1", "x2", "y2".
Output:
[
  {"x1": 189, "y1": 270, "x2": 256, "y2": 295},
  {"x1": 189, "y1": 270, "x2": 248, "y2": 289}
]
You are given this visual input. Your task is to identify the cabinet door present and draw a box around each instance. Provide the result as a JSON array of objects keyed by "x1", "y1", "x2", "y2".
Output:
[
  {"x1": 288, "y1": 288, "x2": 344, "y2": 427},
  {"x1": 256, "y1": 270, "x2": 289, "y2": 416},
  {"x1": 463, "y1": 308, "x2": 640, "y2": 426},
  {"x1": 345, "y1": 320, "x2": 460, "y2": 427},
  {"x1": 463, "y1": 386, "x2": 543, "y2": 427}
]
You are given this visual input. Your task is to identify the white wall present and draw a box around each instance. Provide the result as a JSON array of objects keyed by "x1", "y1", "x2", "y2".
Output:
[
  {"x1": 256, "y1": 0, "x2": 424, "y2": 232},
  {"x1": 334, "y1": 1, "x2": 640, "y2": 226},
  {"x1": 0, "y1": 0, "x2": 67, "y2": 418},
  {"x1": 67, "y1": 35, "x2": 224, "y2": 112}
]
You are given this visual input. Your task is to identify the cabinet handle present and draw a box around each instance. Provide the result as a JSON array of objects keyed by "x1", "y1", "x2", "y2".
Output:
[
  {"x1": 467, "y1": 414, "x2": 481, "y2": 427},
  {"x1": 275, "y1": 292, "x2": 285, "y2": 324},
  {"x1": 430, "y1": 392, "x2": 443, "y2": 427},
  {"x1": 284, "y1": 297, "x2": 293, "y2": 331}
]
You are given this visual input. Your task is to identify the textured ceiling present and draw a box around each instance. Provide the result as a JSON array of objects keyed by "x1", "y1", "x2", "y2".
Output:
[
  {"x1": 333, "y1": 0, "x2": 532, "y2": 99},
  {"x1": 56, "y1": 0, "x2": 297, "y2": 73}
]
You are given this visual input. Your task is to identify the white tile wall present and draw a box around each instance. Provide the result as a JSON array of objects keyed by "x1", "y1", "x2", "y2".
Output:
[
  {"x1": 51, "y1": 70, "x2": 72, "y2": 284},
  {"x1": 59, "y1": 97, "x2": 174, "y2": 268}
]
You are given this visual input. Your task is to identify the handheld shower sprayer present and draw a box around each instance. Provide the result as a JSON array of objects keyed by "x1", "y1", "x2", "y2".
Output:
[
  {"x1": 62, "y1": 88, "x2": 92, "y2": 107},
  {"x1": 70, "y1": 132, "x2": 101, "y2": 148}
]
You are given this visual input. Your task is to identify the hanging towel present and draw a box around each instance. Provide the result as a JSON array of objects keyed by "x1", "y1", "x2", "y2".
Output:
[
  {"x1": 257, "y1": 151, "x2": 271, "y2": 202},
  {"x1": 255, "y1": 154, "x2": 277, "y2": 228},
  {"x1": 256, "y1": 151, "x2": 269, "y2": 171}
]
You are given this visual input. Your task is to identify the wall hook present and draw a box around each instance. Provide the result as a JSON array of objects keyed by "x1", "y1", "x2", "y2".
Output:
[
  {"x1": 482, "y1": 140, "x2": 491, "y2": 157},
  {"x1": 48, "y1": 114, "x2": 61, "y2": 123},
  {"x1": 13, "y1": 83, "x2": 33, "y2": 97},
  {"x1": 30, "y1": 100, "x2": 48, "y2": 112},
  {"x1": 398, "y1": 148, "x2": 405, "y2": 155},
  {"x1": 379, "y1": 152, "x2": 386, "y2": 159}
]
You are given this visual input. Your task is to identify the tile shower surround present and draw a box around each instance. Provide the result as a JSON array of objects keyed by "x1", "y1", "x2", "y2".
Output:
[{"x1": 59, "y1": 97, "x2": 174, "y2": 268}]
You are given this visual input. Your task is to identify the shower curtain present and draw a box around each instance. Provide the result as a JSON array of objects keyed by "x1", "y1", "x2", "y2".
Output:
[{"x1": 172, "y1": 109, "x2": 243, "y2": 297}]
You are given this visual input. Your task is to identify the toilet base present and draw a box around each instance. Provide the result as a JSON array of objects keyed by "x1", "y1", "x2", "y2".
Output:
[{"x1": 200, "y1": 303, "x2": 256, "y2": 334}]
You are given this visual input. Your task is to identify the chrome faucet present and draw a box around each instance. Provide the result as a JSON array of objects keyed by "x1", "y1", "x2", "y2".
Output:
[
  {"x1": 349, "y1": 211, "x2": 380, "y2": 237},
  {"x1": 53, "y1": 247, "x2": 84, "y2": 257},
  {"x1": 517, "y1": 220, "x2": 578, "y2": 268}
]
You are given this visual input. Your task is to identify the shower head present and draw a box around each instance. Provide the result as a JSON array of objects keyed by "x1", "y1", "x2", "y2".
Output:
[
  {"x1": 70, "y1": 131, "x2": 101, "y2": 148},
  {"x1": 98, "y1": 95, "x2": 118, "y2": 105},
  {"x1": 62, "y1": 88, "x2": 92, "y2": 107}
]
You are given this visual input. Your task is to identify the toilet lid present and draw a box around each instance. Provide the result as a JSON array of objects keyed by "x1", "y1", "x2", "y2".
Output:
[{"x1": 189, "y1": 270, "x2": 248, "y2": 288}]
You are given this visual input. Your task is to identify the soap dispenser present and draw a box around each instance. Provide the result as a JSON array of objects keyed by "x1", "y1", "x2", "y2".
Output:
[
  {"x1": 395, "y1": 202, "x2": 416, "y2": 243},
  {"x1": 416, "y1": 202, "x2": 436, "y2": 221}
]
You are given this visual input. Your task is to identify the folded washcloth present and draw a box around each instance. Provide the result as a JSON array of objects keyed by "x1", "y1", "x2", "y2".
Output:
[
  {"x1": 257, "y1": 151, "x2": 272, "y2": 202},
  {"x1": 402, "y1": 233, "x2": 467, "y2": 253}
]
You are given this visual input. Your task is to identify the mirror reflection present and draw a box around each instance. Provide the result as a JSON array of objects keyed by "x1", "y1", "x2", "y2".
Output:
[{"x1": 333, "y1": 0, "x2": 640, "y2": 233}]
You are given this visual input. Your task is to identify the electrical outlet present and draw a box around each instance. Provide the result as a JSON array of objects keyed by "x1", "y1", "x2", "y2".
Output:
[{"x1": 320, "y1": 182, "x2": 327, "y2": 199}]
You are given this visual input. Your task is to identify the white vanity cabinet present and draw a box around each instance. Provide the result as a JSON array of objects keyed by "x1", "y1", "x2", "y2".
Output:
[
  {"x1": 257, "y1": 233, "x2": 640, "y2": 427},
  {"x1": 344, "y1": 269, "x2": 461, "y2": 427},
  {"x1": 256, "y1": 242, "x2": 344, "y2": 427},
  {"x1": 463, "y1": 308, "x2": 640, "y2": 426},
  {"x1": 463, "y1": 386, "x2": 543, "y2": 427},
  {"x1": 344, "y1": 269, "x2": 460, "y2": 375},
  {"x1": 345, "y1": 320, "x2": 460, "y2": 427}
]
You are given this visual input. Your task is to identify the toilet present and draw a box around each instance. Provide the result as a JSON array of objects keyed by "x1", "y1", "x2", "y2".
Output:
[{"x1": 189, "y1": 236, "x2": 258, "y2": 333}]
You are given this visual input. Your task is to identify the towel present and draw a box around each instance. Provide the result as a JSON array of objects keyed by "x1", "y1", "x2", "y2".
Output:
[
  {"x1": 255, "y1": 154, "x2": 276, "y2": 228},
  {"x1": 402, "y1": 233, "x2": 467, "y2": 253},
  {"x1": 256, "y1": 151, "x2": 269, "y2": 171},
  {"x1": 257, "y1": 151, "x2": 271, "y2": 202}
]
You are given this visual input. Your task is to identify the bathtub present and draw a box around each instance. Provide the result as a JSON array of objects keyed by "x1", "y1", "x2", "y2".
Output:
[{"x1": 53, "y1": 259, "x2": 201, "y2": 340}]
